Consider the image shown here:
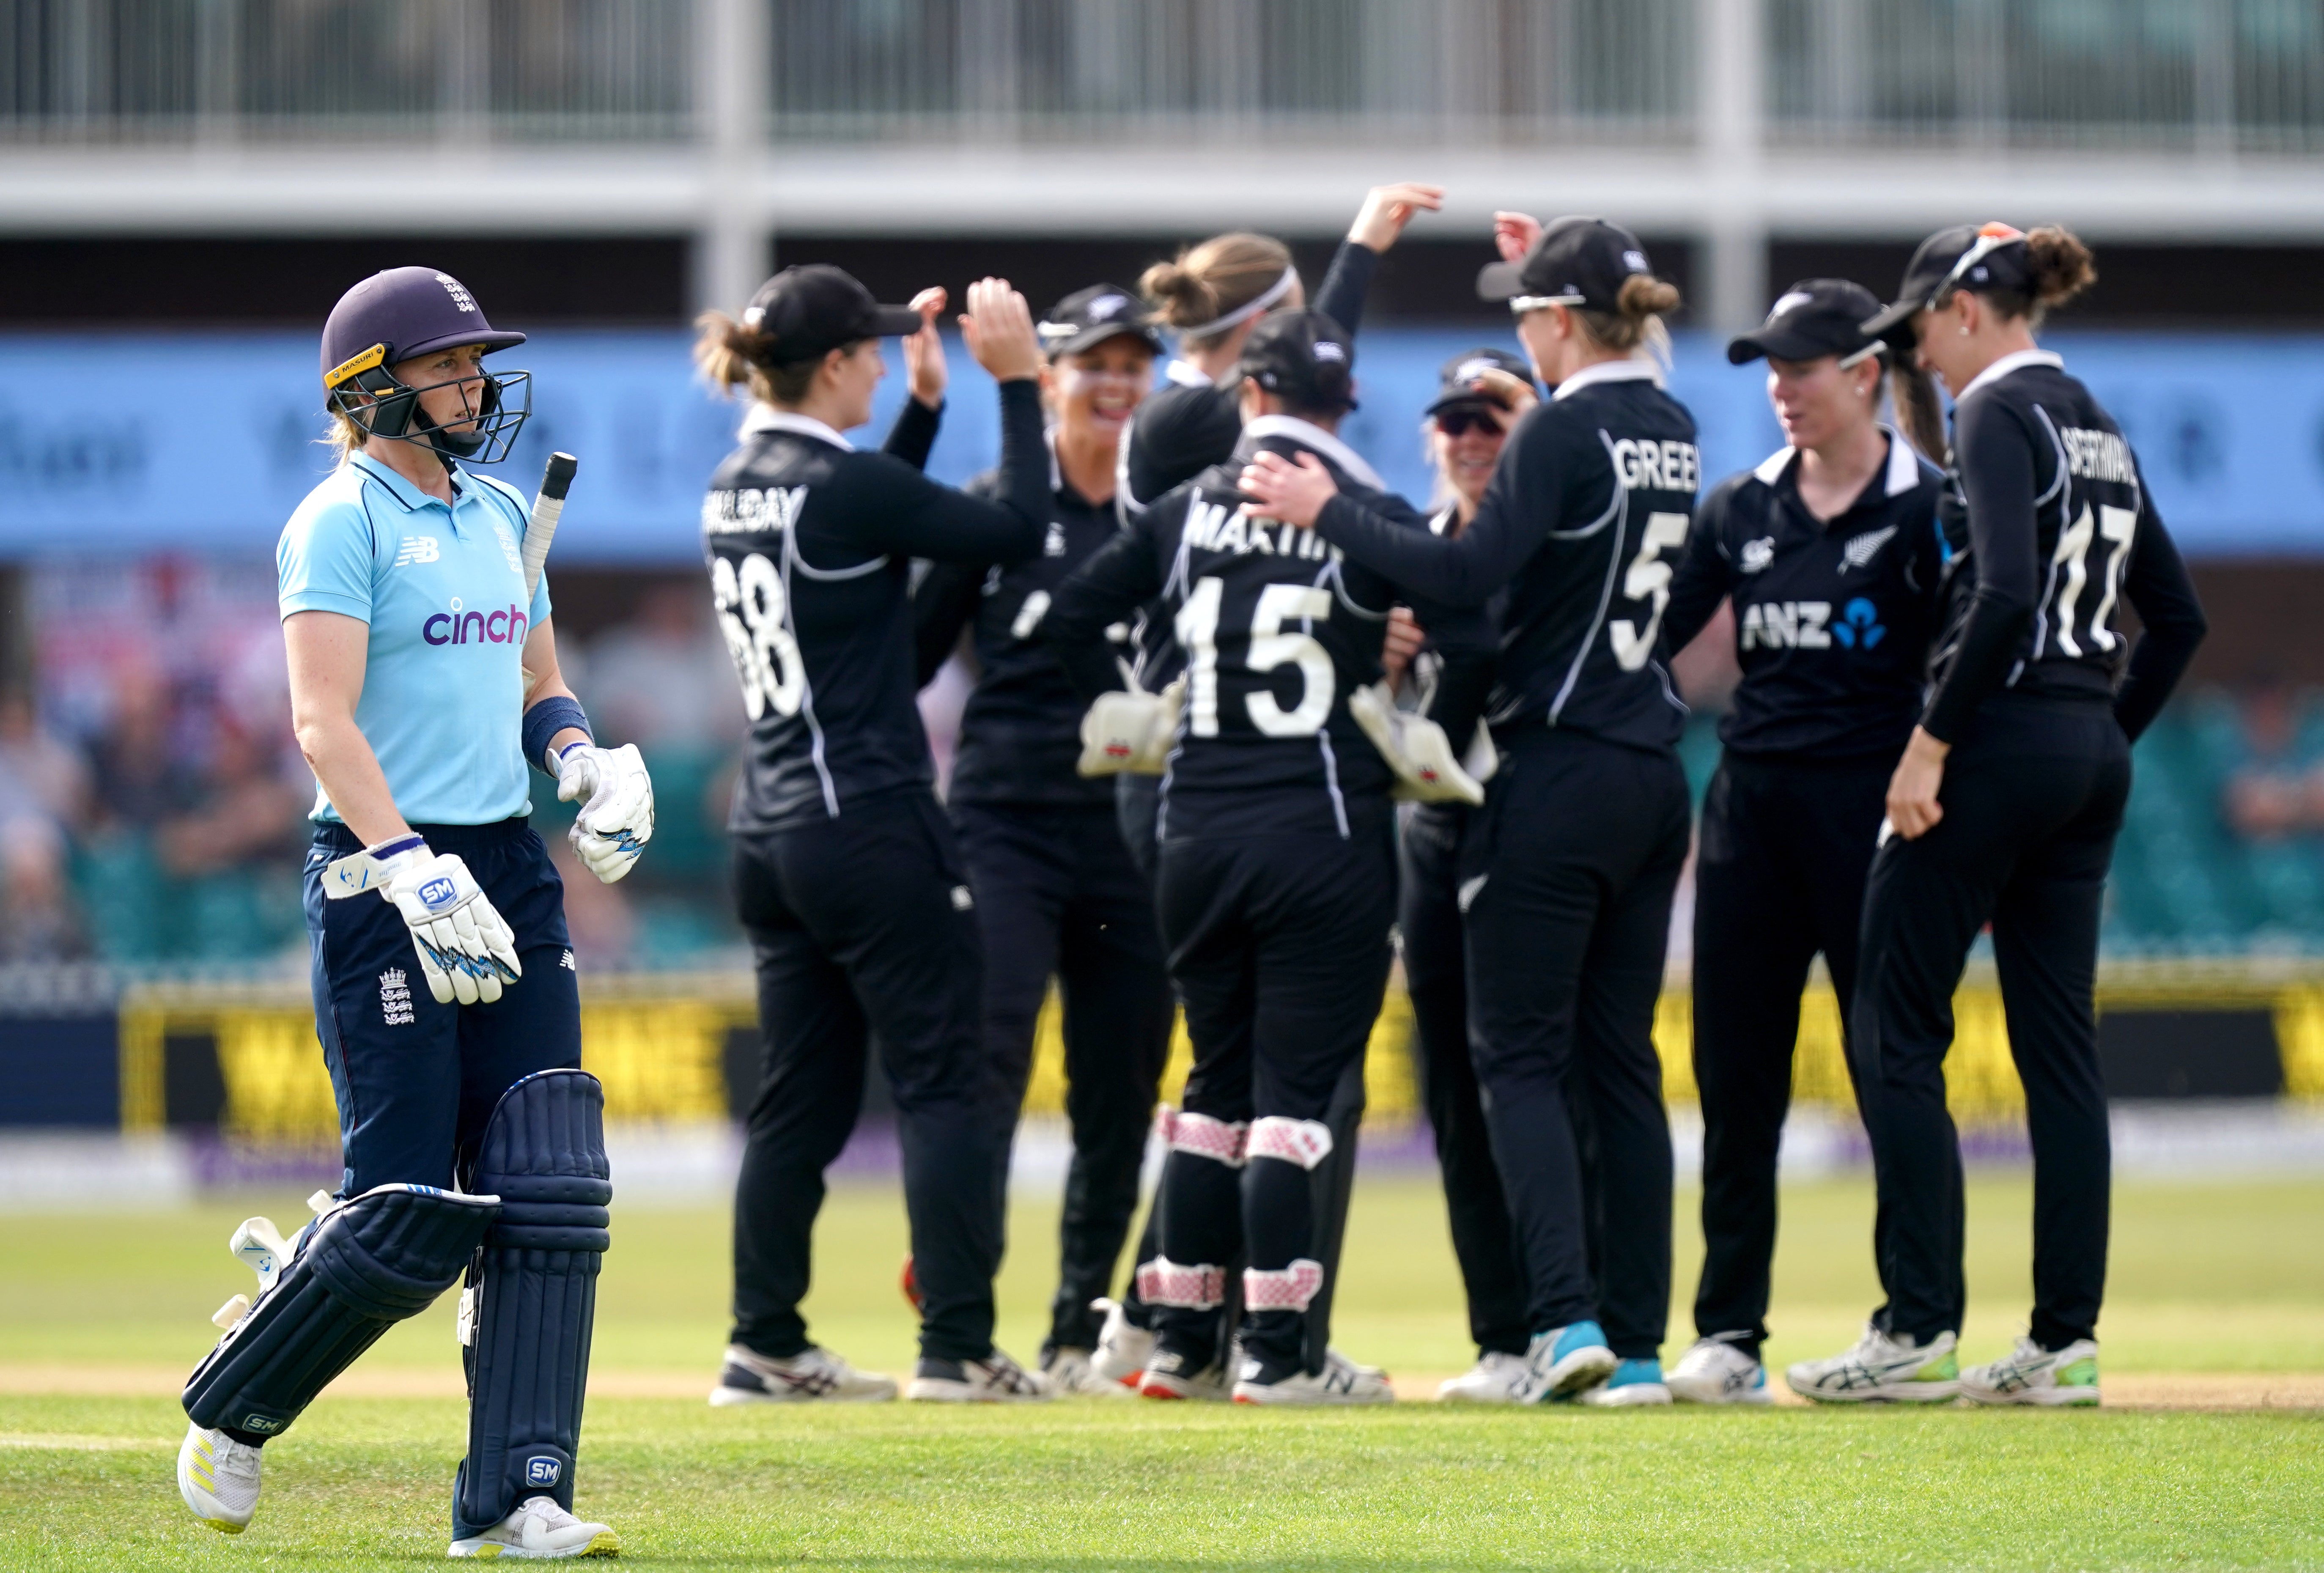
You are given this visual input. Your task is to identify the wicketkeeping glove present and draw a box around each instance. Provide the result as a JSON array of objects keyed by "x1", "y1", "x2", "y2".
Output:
[
  {"x1": 1347, "y1": 681, "x2": 1487, "y2": 806},
  {"x1": 554, "y1": 741, "x2": 655, "y2": 884},
  {"x1": 1076, "y1": 677, "x2": 1184, "y2": 777},
  {"x1": 323, "y1": 835, "x2": 523, "y2": 1005}
]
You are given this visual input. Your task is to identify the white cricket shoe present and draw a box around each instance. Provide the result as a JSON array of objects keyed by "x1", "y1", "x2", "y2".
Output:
[
  {"x1": 1042, "y1": 1345, "x2": 1130, "y2": 1397},
  {"x1": 1959, "y1": 1336, "x2": 2101, "y2": 1407},
  {"x1": 1436, "y1": 1350, "x2": 1531, "y2": 1403},
  {"x1": 447, "y1": 1496, "x2": 617, "y2": 1559},
  {"x1": 1786, "y1": 1324, "x2": 1960, "y2": 1403},
  {"x1": 1137, "y1": 1344, "x2": 1232, "y2": 1401},
  {"x1": 1232, "y1": 1348, "x2": 1394, "y2": 1406},
  {"x1": 177, "y1": 1422, "x2": 261, "y2": 1534},
  {"x1": 1088, "y1": 1297, "x2": 1155, "y2": 1389},
  {"x1": 1667, "y1": 1338, "x2": 1772, "y2": 1405},
  {"x1": 905, "y1": 1347, "x2": 1050, "y2": 1402},
  {"x1": 710, "y1": 1343, "x2": 895, "y2": 1405}
]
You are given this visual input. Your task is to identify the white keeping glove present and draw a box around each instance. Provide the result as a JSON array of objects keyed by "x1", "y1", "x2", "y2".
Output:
[
  {"x1": 554, "y1": 741, "x2": 655, "y2": 884},
  {"x1": 1347, "y1": 681, "x2": 1487, "y2": 806},
  {"x1": 323, "y1": 836, "x2": 522, "y2": 1005},
  {"x1": 1076, "y1": 678, "x2": 1184, "y2": 777}
]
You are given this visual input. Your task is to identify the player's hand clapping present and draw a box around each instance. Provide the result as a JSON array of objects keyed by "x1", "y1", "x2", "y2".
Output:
[
  {"x1": 960, "y1": 278, "x2": 1043, "y2": 383},
  {"x1": 1349, "y1": 183, "x2": 1446, "y2": 253},
  {"x1": 903, "y1": 287, "x2": 949, "y2": 409},
  {"x1": 1238, "y1": 449, "x2": 1340, "y2": 530},
  {"x1": 1492, "y1": 210, "x2": 1544, "y2": 264}
]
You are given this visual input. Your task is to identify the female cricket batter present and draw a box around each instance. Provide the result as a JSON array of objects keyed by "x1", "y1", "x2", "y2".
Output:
[{"x1": 176, "y1": 266, "x2": 651, "y2": 1559}]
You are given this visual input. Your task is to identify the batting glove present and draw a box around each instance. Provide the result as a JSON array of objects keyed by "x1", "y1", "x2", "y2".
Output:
[
  {"x1": 555, "y1": 741, "x2": 655, "y2": 884},
  {"x1": 324, "y1": 835, "x2": 522, "y2": 1005}
]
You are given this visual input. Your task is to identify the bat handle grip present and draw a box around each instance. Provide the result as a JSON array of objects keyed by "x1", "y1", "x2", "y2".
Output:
[{"x1": 539, "y1": 452, "x2": 579, "y2": 502}]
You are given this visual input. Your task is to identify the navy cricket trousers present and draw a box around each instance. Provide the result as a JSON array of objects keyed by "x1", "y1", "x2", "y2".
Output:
[{"x1": 304, "y1": 817, "x2": 579, "y2": 1197}]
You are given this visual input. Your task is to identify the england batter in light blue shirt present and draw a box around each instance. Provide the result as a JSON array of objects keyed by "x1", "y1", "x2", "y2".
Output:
[{"x1": 176, "y1": 266, "x2": 642, "y2": 1557}]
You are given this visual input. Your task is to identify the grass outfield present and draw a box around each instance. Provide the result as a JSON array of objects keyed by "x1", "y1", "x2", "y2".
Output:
[{"x1": 1, "y1": 1171, "x2": 2321, "y2": 1568}]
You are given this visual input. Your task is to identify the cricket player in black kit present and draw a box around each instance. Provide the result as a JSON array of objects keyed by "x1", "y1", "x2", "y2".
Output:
[
  {"x1": 1654, "y1": 281, "x2": 1946, "y2": 1406},
  {"x1": 1243, "y1": 216, "x2": 1699, "y2": 1406},
  {"x1": 1788, "y1": 224, "x2": 2206, "y2": 1406},
  {"x1": 1046, "y1": 310, "x2": 1493, "y2": 1405},
  {"x1": 696, "y1": 266, "x2": 1059, "y2": 1404},
  {"x1": 911, "y1": 285, "x2": 1176, "y2": 1394}
]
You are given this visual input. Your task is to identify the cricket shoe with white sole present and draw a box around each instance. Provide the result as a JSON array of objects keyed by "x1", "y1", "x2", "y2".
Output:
[
  {"x1": 1514, "y1": 1321, "x2": 1619, "y2": 1403},
  {"x1": 905, "y1": 1347, "x2": 1049, "y2": 1402},
  {"x1": 447, "y1": 1495, "x2": 617, "y2": 1559},
  {"x1": 1088, "y1": 1297, "x2": 1155, "y2": 1389},
  {"x1": 1436, "y1": 1350, "x2": 1531, "y2": 1403},
  {"x1": 1042, "y1": 1346, "x2": 1130, "y2": 1397},
  {"x1": 1575, "y1": 1357, "x2": 1672, "y2": 1407},
  {"x1": 177, "y1": 1422, "x2": 261, "y2": 1535},
  {"x1": 1666, "y1": 1338, "x2": 1772, "y2": 1406},
  {"x1": 709, "y1": 1343, "x2": 895, "y2": 1405},
  {"x1": 1959, "y1": 1337, "x2": 2101, "y2": 1407},
  {"x1": 1232, "y1": 1349, "x2": 1394, "y2": 1406},
  {"x1": 1137, "y1": 1344, "x2": 1232, "y2": 1401},
  {"x1": 1786, "y1": 1324, "x2": 1960, "y2": 1403}
]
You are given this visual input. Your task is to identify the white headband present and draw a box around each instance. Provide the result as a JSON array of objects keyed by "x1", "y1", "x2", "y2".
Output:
[{"x1": 1176, "y1": 266, "x2": 1299, "y2": 341}]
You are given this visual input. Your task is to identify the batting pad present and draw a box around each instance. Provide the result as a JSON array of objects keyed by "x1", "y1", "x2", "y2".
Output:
[
  {"x1": 454, "y1": 1068, "x2": 611, "y2": 1540},
  {"x1": 183, "y1": 1183, "x2": 500, "y2": 1438}
]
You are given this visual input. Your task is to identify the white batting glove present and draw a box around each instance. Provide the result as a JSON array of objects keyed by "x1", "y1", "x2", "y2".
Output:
[
  {"x1": 325, "y1": 836, "x2": 522, "y2": 1005},
  {"x1": 554, "y1": 741, "x2": 655, "y2": 884}
]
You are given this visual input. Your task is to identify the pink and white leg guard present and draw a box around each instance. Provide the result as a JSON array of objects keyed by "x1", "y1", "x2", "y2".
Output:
[
  {"x1": 1136, "y1": 1256, "x2": 1228, "y2": 1310},
  {"x1": 1160, "y1": 1108, "x2": 1250, "y2": 1168},
  {"x1": 1243, "y1": 1258, "x2": 1326, "y2": 1313},
  {"x1": 1245, "y1": 1116, "x2": 1333, "y2": 1170}
]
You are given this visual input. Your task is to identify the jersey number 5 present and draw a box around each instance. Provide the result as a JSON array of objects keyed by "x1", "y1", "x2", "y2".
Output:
[
  {"x1": 711, "y1": 551, "x2": 807, "y2": 719},
  {"x1": 1608, "y1": 511, "x2": 1692, "y2": 671},
  {"x1": 1177, "y1": 576, "x2": 1336, "y2": 737}
]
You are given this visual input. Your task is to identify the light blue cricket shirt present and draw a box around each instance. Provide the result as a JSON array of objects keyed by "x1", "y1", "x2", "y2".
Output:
[{"x1": 277, "y1": 453, "x2": 552, "y2": 826}]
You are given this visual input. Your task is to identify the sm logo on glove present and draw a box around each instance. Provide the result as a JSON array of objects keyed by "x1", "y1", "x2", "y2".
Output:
[{"x1": 417, "y1": 876, "x2": 460, "y2": 911}]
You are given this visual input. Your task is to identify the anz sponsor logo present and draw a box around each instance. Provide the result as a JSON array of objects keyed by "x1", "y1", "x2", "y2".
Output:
[
  {"x1": 702, "y1": 484, "x2": 808, "y2": 538},
  {"x1": 422, "y1": 595, "x2": 530, "y2": 646},
  {"x1": 1183, "y1": 499, "x2": 1336, "y2": 562},
  {"x1": 1609, "y1": 437, "x2": 1701, "y2": 494},
  {"x1": 1742, "y1": 597, "x2": 1885, "y2": 651}
]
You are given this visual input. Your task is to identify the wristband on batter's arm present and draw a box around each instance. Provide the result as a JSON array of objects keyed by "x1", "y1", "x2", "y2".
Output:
[{"x1": 523, "y1": 695, "x2": 593, "y2": 776}]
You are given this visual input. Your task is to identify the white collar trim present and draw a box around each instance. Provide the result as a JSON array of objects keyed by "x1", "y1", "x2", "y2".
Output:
[
  {"x1": 1551, "y1": 357, "x2": 1663, "y2": 402},
  {"x1": 1956, "y1": 348, "x2": 2064, "y2": 405},
  {"x1": 1243, "y1": 414, "x2": 1386, "y2": 493},
  {"x1": 742, "y1": 404, "x2": 856, "y2": 451},
  {"x1": 1429, "y1": 504, "x2": 1457, "y2": 536},
  {"x1": 1753, "y1": 427, "x2": 1921, "y2": 499},
  {"x1": 1165, "y1": 360, "x2": 1214, "y2": 389},
  {"x1": 1752, "y1": 446, "x2": 1795, "y2": 486}
]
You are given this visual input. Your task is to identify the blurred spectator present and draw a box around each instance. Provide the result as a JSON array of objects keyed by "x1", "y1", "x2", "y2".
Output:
[
  {"x1": 2222, "y1": 678, "x2": 2324, "y2": 841},
  {"x1": 86, "y1": 661, "x2": 192, "y2": 834},
  {"x1": 584, "y1": 583, "x2": 742, "y2": 751},
  {"x1": 156, "y1": 719, "x2": 305, "y2": 880},
  {"x1": 0, "y1": 689, "x2": 91, "y2": 960},
  {"x1": 0, "y1": 689, "x2": 88, "y2": 831}
]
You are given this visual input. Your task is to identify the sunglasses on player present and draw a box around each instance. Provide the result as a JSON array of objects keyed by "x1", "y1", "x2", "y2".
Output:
[{"x1": 1434, "y1": 407, "x2": 1506, "y2": 438}]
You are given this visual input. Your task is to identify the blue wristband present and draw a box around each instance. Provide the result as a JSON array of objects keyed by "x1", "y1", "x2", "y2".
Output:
[{"x1": 523, "y1": 696, "x2": 593, "y2": 775}]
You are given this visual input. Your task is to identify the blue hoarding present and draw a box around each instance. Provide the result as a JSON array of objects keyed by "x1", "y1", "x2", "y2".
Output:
[{"x1": 2, "y1": 327, "x2": 2317, "y2": 560}]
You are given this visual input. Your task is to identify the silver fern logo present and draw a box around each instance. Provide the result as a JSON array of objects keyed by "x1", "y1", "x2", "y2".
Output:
[{"x1": 1841, "y1": 526, "x2": 1899, "y2": 572}]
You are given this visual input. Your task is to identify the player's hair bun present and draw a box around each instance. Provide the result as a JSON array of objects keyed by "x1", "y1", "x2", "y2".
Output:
[
  {"x1": 1141, "y1": 232, "x2": 1294, "y2": 331},
  {"x1": 693, "y1": 309, "x2": 772, "y2": 390},
  {"x1": 1616, "y1": 274, "x2": 1682, "y2": 322},
  {"x1": 2025, "y1": 226, "x2": 2097, "y2": 310}
]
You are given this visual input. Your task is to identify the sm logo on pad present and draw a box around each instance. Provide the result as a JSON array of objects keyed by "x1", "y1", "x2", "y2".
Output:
[{"x1": 526, "y1": 1457, "x2": 562, "y2": 1487}]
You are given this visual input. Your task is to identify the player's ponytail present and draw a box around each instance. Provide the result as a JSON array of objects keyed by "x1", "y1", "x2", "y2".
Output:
[
  {"x1": 1890, "y1": 360, "x2": 1950, "y2": 466},
  {"x1": 1576, "y1": 273, "x2": 1682, "y2": 363},
  {"x1": 693, "y1": 309, "x2": 826, "y2": 406},
  {"x1": 1141, "y1": 233, "x2": 1296, "y2": 338}
]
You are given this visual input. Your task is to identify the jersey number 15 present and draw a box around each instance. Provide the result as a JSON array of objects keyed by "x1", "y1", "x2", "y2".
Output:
[{"x1": 1176, "y1": 576, "x2": 1336, "y2": 738}]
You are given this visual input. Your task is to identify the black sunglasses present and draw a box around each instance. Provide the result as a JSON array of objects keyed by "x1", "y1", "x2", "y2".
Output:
[{"x1": 1435, "y1": 408, "x2": 1506, "y2": 438}]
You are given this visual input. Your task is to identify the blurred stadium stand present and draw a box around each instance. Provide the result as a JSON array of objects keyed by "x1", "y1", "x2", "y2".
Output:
[{"x1": 2, "y1": 0, "x2": 2322, "y2": 1145}]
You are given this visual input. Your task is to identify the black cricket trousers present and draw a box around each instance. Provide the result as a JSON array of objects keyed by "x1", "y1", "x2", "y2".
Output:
[
  {"x1": 1151, "y1": 799, "x2": 1397, "y2": 1376},
  {"x1": 728, "y1": 790, "x2": 1004, "y2": 1364},
  {"x1": 1690, "y1": 751, "x2": 1891, "y2": 1358},
  {"x1": 1463, "y1": 726, "x2": 1690, "y2": 1361},
  {"x1": 1853, "y1": 695, "x2": 2130, "y2": 1353},
  {"x1": 1398, "y1": 801, "x2": 1529, "y2": 1359},
  {"x1": 951, "y1": 799, "x2": 1174, "y2": 1356}
]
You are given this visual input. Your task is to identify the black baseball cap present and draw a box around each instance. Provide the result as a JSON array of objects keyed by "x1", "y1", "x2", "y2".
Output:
[
  {"x1": 743, "y1": 265, "x2": 922, "y2": 366},
  {"x1": 1237, "y1": 309, "x2": 1357, "y2": 413},
  {"x1": 321, "y1": 267, "x2": 524, "y2": 390},
  {"x1": 1037, "y1": 283, "x2": 1163, "y2": 360},
  {"x1": 1476, "y1": 217, "x2": 1653, "y2": 313},
  {"x1": 1426, "y1": 347, "x2": 1537, "y2": 416},
  {"x1": 1727, "y1": 279, "x2": 1885, "y2": 366},
  {"x1": 1862, "y1": 223, "x2": 2033, "y2": 349}
]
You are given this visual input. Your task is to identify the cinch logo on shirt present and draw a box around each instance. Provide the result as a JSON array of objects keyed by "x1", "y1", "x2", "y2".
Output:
[
  {"x1": 393, "y1": 535, "x2": 440, "y2": 567},
  {"x1": 423, "y1": 597, "x2": 530, "y2": 647}
]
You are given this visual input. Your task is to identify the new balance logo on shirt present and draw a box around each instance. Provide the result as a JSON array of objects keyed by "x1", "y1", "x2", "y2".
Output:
[{"x1": 393, "y1": 535, "x2": 440, "y2": 567}]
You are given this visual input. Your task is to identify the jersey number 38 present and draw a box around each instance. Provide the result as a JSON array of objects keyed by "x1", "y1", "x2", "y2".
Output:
[{"x1": 711, "y1": 551, "x2": 807, "y2": 720}]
